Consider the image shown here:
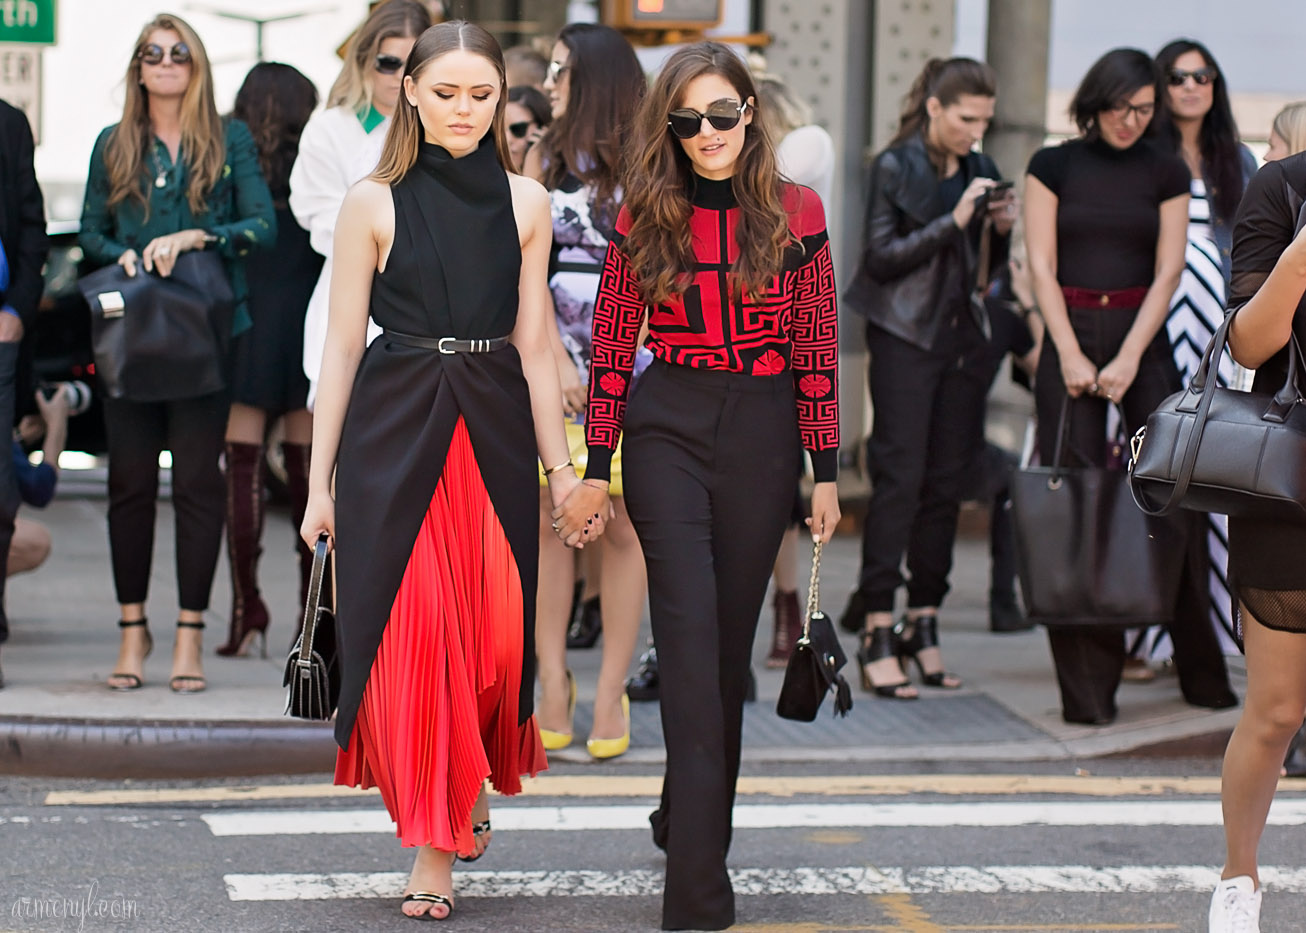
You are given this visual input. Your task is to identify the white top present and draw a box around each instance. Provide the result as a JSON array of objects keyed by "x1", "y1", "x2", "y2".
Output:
[
  {"x1": 289, "y1": 105, "x2": 390, "y2": 403},
  {"x1": 776, "y1": 124, "x2": 835, "y2": 208}
]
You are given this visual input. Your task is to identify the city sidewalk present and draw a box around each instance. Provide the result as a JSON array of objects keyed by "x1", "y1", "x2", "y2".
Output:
[{"x1": 0, "y1": 481, "x2": 1244, "y2": 778}]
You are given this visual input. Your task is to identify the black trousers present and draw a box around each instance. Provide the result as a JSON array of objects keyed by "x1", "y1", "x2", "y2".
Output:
[
  {"x1": 623, "y1": 360, "x2": 799, "y2": 932},
  {"x1": 104, "y1": 392, "x2": 229, "y2": 611},
  {"x1": 859, "y1": 319, "x2": 989, "y2": 612},
  {"x1": 1035, "y1": 308, "x2": 1234, "y2": 722},
  {"x1": 0, "y1": 341, "x2": 20, "y2": 644}
]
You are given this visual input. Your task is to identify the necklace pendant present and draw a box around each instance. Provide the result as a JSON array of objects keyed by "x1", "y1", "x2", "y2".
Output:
[{"x1": 155, "y1": 173, "x2": 167, "y2": 189}]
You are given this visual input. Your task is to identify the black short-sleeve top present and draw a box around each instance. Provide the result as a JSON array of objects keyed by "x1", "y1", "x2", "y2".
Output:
[{"x1": 1026, "y1": 137, "x2": 1190, "y2": 291}]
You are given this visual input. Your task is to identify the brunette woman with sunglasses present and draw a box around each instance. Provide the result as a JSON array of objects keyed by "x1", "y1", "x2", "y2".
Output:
[
  {"x1": 1023, "y1": 49, "x2": 1193, "y2": 725},
  {"x1": 524, "y1": 23, "x2": 649, "y2": 762},
  {"x1": 504, "y1": 85, "x2": 549, "y2": 172},
  {"x1": 290, "y1": 0, "x2": 431, "y2": 406},
  {"x1": 842, "y1": 57, "x2": 1012, "y2": 700},
  {"x1": 80, "y1": 14, "x2": 275, "y2": 693},
  {"x1": 556, "y1": 42, "x2": 840, "y2": 930}
]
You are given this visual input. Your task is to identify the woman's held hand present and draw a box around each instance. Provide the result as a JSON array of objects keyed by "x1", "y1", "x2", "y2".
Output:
[
  {"x1": 807, "y1": 481, "x2": 841, "y2": 544},
  {"x1": 1095, "y1": 353, "x2": 1139, "y2": 404},
  {"x1": 552, "y1": 480, "x2": 611, "y2": 549},
  {"x1": 300, "y1": 490, "x2": 336, "y2": 551},
  {"x1": 1059, "y1": 347, "x2": 1098, "y2": 398},
  {"x1": 117, "y1": 249, "x2": 139, "y2": 278},
  {"x1": 141, "y1": 228, "x2": 207, "y2": 277},
  {"x1": 952, "y1": 177, "x2": 996, "y2": 230}
]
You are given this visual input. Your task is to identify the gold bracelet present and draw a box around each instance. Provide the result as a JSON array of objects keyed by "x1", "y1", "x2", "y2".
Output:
[{"x1": 542, "y1": 460, "x2": 573, "y2": 477}]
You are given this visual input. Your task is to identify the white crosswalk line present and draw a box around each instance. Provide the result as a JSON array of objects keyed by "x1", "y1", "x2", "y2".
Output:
[
  {"x1": 201, "y1": 798, "x2": 1306, "y2": 837},
  {"x1": 223, "y1": 866, "x2": 1306, "y2": 901}
]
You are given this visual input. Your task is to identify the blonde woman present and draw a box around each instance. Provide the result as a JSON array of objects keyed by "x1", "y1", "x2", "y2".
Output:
[
  {"x1": 80, "y1": 13, "x2": 275, "y2": 693},
  {"x1": 290, "y1": 0, "x2": 431, "y2": 404},
  {"x1": 1266, "y1": 101, "x2": 1306, "y2": 162}
]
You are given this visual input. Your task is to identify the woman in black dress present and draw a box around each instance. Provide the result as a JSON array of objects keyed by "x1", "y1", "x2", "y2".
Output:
[
  {"x1": 1208, "y1": 152, "x2": 1306, "y2": 931},
  {"x1": 300, "y1": 21, "x2": 587, "y2": 920},
  {"x1": 1024, "y1": 48, "x2": 1234, "y2": 725},
  {"x1": 219, "y1": 62, "x2": 323, "y2": 658}
]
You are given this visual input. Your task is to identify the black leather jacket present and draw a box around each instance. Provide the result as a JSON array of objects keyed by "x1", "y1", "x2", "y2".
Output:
[{"x1": 844, "y1": 132, "x2": 1008, "y2": 351}]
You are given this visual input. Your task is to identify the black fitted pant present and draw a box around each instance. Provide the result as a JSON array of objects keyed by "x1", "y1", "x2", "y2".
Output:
[
  {"x1": 1035, "y1": 307, "x2": 1234, "y2": 722},
  {"x1": 859, "y1": 319, "x2": 989, "y2": 612},
  {"x1": 622, "y1": 360, "x2": 800, "y2": 932},
  {"x1": 104, "y1": 392, "x2": 229, "y2": 611}
]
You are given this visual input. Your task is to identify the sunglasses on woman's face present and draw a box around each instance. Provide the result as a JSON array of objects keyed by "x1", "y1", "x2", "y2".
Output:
[
  {"x1": 507, "y1": 121, "x2": 534, "y2": 139},
  {"x1": 667, "y1": 99, "x2": 747, "y2": 140},
  {"x1": 138, "y1": 42, "x2": 191, "y2": 66},
  {"x1": 374, "y1": 53, "x2": 404, "y2": 75},
  {"x1": 1167, "y1": 67, "x2": 1217, "y2": 87}
]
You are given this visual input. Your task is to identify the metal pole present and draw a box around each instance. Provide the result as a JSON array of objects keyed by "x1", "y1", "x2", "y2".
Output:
[{"x1": 984, "y1": 0, "x2": 1051, "y2": 185}]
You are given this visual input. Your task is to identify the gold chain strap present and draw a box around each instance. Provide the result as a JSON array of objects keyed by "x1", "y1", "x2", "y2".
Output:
[{"x1": 802, "y1": 538, "x2": 823, "y2": 641}]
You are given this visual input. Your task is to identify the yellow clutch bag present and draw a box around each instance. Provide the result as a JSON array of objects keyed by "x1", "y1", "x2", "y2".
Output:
[{"x1": 539, "y1": 419, "x2": 623, "y2": 497}]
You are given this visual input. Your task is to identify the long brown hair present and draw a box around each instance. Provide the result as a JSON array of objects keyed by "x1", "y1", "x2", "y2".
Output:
[
  {"x1": 104, "y1": 13, "x2": 223, "y2": 216},
  {"x1": 891, "y1": 56, "x2": 996, "y2": 147},
  {"x1": 232, "y1": 62, "x2": 319, "y2": 195},
  {"x1": 622, "y1": 42, "x2": 789, "y2": 306},
  {"x1": 327, "y1": 0, "x2": 432, "y2": 115},
  {"x1": 372, "y1": 21, "x2": 514, "y2": 185},
  {"x1": 535, "y1": 23, "x2": 645, "y2": 211}
]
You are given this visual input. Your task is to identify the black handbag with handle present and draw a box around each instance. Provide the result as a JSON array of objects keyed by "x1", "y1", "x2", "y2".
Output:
[
  {"x1": 1129, "y1": 311, "x2": 1306, "y2": 523},
  {"x1": 1010, "y1": 398, "x2": 1186, "y2": 626},
  {"x1": 284, "y1": 533, "x2": 341, "y2": 721},
  {"x1": 776, "y1": 539, "x2": 853, "y2": 722},
  {"x1": 77, "y1": 250, "x2": 234, "y2": 402}
]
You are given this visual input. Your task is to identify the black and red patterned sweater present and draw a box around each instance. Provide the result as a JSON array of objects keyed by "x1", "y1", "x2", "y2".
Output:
[{"x1": 585, "y1": 175, "x2": 840, "y2": 482}]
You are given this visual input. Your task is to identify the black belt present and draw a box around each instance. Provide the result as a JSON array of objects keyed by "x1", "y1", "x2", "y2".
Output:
[{"x1": 384, "y1": 331, "x2": 510, "y2": 354}]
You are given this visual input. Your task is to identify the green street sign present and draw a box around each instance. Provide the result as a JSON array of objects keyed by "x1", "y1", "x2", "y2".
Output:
[{"x1": 0, "y1": 0, "x2": 56, "y2": 45}]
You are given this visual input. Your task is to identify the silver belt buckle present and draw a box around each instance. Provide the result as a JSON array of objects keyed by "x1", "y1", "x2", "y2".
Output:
[{"x1": 437, "y1": 336, "x2": 456, "y2": 355}]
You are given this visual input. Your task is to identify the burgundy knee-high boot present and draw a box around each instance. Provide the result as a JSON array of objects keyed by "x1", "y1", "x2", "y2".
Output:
[
  {"x1": 218, "y1": 442, "x2": 270, "y2": 657},
  {"x1": 282, "y1": 442, "x2": 328, "y2": 643}
]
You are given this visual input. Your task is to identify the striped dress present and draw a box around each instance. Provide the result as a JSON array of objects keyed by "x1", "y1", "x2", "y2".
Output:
[{"x1": 1160, "y1": 178, "x2": 1238, "y2": 653}]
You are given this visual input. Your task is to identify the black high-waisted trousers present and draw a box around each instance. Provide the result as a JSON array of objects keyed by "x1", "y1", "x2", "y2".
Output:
[
  {"x1": 622, "y1": 359, "x2": 800, "y2": 931},
  {"x1": 1035, "y1": 307, "x2": 1233, "y2": 723}
]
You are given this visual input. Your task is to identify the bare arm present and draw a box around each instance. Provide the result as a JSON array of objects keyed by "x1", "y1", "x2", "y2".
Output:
[
  {"x1": 300, "y1": 181, "x2": 388, "y2": 546},
  {"x1": 1228, "y1": 228, "x2": 1306, "y2": 368}
]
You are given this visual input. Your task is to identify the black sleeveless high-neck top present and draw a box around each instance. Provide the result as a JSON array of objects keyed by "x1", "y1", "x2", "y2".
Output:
[{"x1": 332, "y1": 138, "x2": 539, "y2": 749}]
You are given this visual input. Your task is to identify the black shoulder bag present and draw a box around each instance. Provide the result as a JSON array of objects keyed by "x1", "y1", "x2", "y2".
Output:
[
  {"x1": 284, "y1": 533, "x2": 341, "y2": 721},
  {"x1": 776, "y1": 539, "x2": 853, "y2": 722}
]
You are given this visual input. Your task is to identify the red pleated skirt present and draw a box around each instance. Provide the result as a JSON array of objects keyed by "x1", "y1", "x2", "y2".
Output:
[{"x1": 334, "y1": 417, "x2": 547, "y2": 852}]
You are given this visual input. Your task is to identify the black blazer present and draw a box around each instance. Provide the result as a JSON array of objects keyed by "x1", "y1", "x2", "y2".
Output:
[
  {"x1": 0, "y1": 100, "x2": 47, "y2": 334},
  {"x1": 844, "y1": 132, "x2": 1007, "y2": 351}
]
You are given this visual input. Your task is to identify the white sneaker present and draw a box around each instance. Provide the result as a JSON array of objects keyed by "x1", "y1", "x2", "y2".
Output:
[{"x1": 1209, "y1": 876, "x2": 1261, "y2": 932}]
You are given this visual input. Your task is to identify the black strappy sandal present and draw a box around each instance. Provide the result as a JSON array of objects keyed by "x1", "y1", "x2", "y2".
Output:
[
  {"x1": 897, "y1": 614, "x2": 962, "y2": 689},
  {"x1": 856, "y1": 626, "x2": 917, "y2": 700},
  {"x1": 108, "y1": 619, "x2": 153, "y2": 691},
  {"x1": 402, "y1": 892, "x2": 454, "y2": 921},
  {"x1": 169, "y1": 620, "x2": 207, "y2": 694},
  {"x1": 457, "y1": 820, "x2": 491, "y2": 863}
]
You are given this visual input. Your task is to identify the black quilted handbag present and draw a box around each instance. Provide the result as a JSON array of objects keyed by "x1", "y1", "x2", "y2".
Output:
[
  {"x1": 1129, "y1": 312, "x2": 1306, "y2": 523},
  {"x1": 284, "y1": 534, "x2": 341, "y2": 721},
  {"x1": 776, "y1": 540, "x2": 853, "y2": 722}
]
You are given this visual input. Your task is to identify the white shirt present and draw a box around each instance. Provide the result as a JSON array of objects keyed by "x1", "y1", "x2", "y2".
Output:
[
  {"x1": 776, "y1": 124, "x2": 835, "y2": 208},
  {"x1": 289, "y1": 105, "x2": 389, "y2": 405}
]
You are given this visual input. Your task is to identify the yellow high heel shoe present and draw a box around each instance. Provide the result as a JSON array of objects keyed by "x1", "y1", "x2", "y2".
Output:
[
  {"x1": 586, "y1": 693, "x2": 630, "y2": 760},
  {"x1": 539, "y1": 670, "x2": 576, "y2": 751}
]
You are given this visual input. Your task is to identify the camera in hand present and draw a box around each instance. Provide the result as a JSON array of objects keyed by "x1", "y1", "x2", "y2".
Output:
[{"x1": 37, "y1": 380, "x2": 92, "y2": 417}]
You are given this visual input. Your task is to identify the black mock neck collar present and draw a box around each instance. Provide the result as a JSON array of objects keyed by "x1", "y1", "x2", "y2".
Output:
[
  {"x1": 690, "y1": 173, "x2": 737, "y2": 210},
  {"x1": 415, "y1": 138, "x2": 505, "y2": 197}
]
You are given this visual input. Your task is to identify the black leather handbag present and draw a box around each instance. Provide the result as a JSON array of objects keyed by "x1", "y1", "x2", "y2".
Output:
[
  {"x1": 1129, "y1": 312, "x2": 1306, "y2": 523},
  {"x1": 1010, "y1": 399, "x2": 1186, "y2": 626},
  {"x1": 284, "y1": 534, "x2": 341, "y2": 721},
  {"x1": 77, "y1": 250, "x2": 234, "y2": 402},
  {"x1": 777, "y1": 540, "x2": 853, "y2": 722}
]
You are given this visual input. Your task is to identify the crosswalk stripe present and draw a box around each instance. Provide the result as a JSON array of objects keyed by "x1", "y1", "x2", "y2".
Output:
[
  {"x1": 222, "y1": 865, "x2": 1306, "y2": 901},
  {"x1": 201, "y1": 798, "x2": 1306, "y2": 837}
]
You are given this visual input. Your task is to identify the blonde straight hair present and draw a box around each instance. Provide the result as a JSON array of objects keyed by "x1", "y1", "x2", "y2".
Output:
[
  {"x1": 326, "y1": 0, "x2": 432, "y2": 115},
  {"x1": 372, "y1": 21, "x2": 514, "y2": 185},
  {"x1": 1272, "y1": 101, "x2": 1306, "y2": 157},
  {"x1": 105, "y1": 13, "x2": 222, "y2": 216}
]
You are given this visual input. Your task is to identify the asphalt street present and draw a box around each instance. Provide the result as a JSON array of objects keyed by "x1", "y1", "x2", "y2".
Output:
[{"x1": 3, "y1": 759, "x2": 1304, "y2": 933}]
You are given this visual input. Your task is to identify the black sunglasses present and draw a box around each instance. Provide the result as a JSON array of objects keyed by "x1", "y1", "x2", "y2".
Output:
[
  {"x1": 507, "y1": 121, "x2": 533, "y2": 139},
  {"x1": 138, "y1": 42, "x2": 191, "y2": 66},
  {"x1": 667, "y1": 99, "x2": 747, "y2": 140},
  {"x1": 374, "y1": 53, "x2": 404, "y2": 75},
  {"x1": 1168, "y1": 67, "x2": 1217, "y2": 87}
]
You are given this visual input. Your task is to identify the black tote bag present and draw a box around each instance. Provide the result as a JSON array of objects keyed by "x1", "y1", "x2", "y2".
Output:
[
  {"x1": 1010, "y1": 398, "x2": 1186, "y2": 626},
  {"x1": 77, "y1": 250, "x2": 234, "y2": 402}
]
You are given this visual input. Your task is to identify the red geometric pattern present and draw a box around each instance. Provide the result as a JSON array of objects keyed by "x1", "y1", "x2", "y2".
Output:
[{"x1": 586, "y1": 184, "x2": 840, "y2": 481}]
